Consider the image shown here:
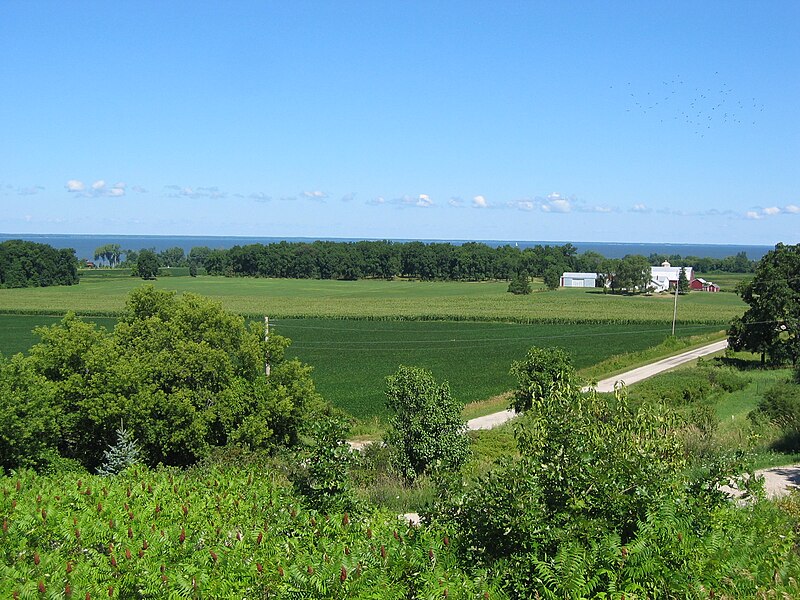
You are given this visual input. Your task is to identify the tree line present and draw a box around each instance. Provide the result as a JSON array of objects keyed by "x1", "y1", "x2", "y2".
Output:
[
  {"x1": 0, "y1": 239, "x2": 78, "y2": 289},
  {"x1": 112, "y1": 240, "x2": 754, "y2": 282}
]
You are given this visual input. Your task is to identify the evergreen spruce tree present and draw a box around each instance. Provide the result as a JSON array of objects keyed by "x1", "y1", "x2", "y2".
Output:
[
  {"x1": 96, "y1": 422, "x2": 141, "y2": 476},
  {"x1": 678, "y1": 267, "x2": 690, "y2": 294}
]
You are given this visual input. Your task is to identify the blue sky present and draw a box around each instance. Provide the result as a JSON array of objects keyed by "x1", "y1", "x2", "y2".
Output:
[{"x1": 1, "y1": 1, "x2": 797, "y2": 245}]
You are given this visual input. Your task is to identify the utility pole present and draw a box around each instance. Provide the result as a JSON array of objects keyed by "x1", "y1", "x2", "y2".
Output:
[
  {"x1": 671, "y1": 281, "x2": 679, "y2": 336},
  {"x1": 264, "y1": 316, "x2": 271, "y2": 377}
]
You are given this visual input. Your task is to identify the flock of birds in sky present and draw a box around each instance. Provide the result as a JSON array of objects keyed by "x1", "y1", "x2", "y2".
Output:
[{"x1": 614, "y1": 74, "x2": 764, "y2": 138}]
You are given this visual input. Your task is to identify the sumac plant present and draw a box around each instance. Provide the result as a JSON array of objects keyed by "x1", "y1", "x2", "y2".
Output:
[{"x1": 0, "y1": 465, "x2": 502, "y2": 598}]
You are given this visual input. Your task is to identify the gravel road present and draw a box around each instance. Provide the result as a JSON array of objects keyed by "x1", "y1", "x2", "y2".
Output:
[{"x1": 466, "y1": 339, "x2": 729, "y2": 431}]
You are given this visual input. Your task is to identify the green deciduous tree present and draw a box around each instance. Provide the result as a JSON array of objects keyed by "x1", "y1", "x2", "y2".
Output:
[
  {"x1": 448, "y1": 351, "x2": 687, "y2": 569},
  {"x1": 383, "y1": 366, "x2": 469, "y2": 481},
  {"x1": 728, "y1": 242, "x2": 800, "y2": 365},
  {"x1": 93, "y1": 243, "x2": 122, "y2": 267},
  {"x1": 0, "y1": 240, "x2": 78, "y2": 288},
  {"x1": 25, "y1": 287, "x2": 325, "y2": 469},
  {"x1": 136, "y1": 249, "x2": 160, "y2": 279},
  {"x1": 507, "y1": 270, "x2": 532, "y2": 295},
  {"x1": 158, "y1": 246, "x2": 186, "y2": 267},
  {"x1": 0, "y1": 354, "x2": 61, "y2": 471},
  {"x1": 509, "y1": 346, "x2": 577, "y2": 413},
  {"x1": 542, "y1": 266, "x2": 562, "y2": 290},
  {"x1": 614, "y1": 254, "x2": 651, "y2": 293}
]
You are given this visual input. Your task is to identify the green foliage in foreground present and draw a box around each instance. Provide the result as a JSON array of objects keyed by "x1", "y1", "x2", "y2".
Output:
[
  {"x1": 0, "y1": 466, "x2": 499, "y2": 599},
  {"x1": 441, "y1": 350, "x2": 800, "y2": 597},
  {"x1": 1, "y1": 286, "x2": 329, "y2": 471}
]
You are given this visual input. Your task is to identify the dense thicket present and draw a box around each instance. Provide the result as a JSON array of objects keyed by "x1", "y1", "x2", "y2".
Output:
[
  {"x1": 443, "y1": 348, "x2": 800, "y2": 597},
  {"x1": 1, "y1": 286, "x2": 329, "y2": 471},
  {"x1": 0, "y1": 239, "x2": 78, "y2": 288}
]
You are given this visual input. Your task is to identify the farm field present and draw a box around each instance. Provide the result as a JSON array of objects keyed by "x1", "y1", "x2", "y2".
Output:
[
  {"x1": 0, "y1": 275, "x2": 745, "y2": 323},
  {"x1": 695, "y1": 271, "x2": 752, "y2": 292},
  {"x1": 1, "y1": 312, "x2": 724, "y2": 419}
]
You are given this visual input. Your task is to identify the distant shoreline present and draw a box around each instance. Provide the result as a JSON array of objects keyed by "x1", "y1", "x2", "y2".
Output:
[{"x1": 0, "y1": 232, "x2": 774, "y2": 261}]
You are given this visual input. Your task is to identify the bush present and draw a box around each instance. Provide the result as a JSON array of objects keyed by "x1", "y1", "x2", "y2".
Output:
[
  {"x1": 509, "y1": 346, "x2": 577, "y2": 413},
  {"x1": 703, "y1": 363, "x2": 750, "y2": 392},
  {"x1": 751, "y1": 381, "x2": 800, "y2": 451},
  {"x1": 626, "y1": 368, "x2": 711, "y2": 407},
  {"x1": 507, "y1": 271, "x2": 531, "y2": 295},
  {"x1": 291, "y1": 415, "x2": 356, "y2": 513},
  {"x1": 383, "y1": 366, "x2": 470, "y2": 481}
]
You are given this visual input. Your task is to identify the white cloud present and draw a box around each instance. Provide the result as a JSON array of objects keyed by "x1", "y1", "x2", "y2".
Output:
[
  {"x1": 166, "y1": 185, "x2": 225, "y2": 200},
  {"x1": 515, "y1": 200, "x2": 535, "y2": 211},
  {"x1": 472, "y1": 195, "x2": 488, "y2": 208},
  {"x1": 416, "y1": 194, "x2": 433, "y2": 207},
  {"x1": 368, "y1": 196, "x2": 386, "y2": 205},
  {"x1": 66, "y1": 178, "x2": 126, "y2": 198},
  {"x1": 542, "y1": 193, "x2": 571, "y2": 213},
  {"x1": 630, "y1": 203, "x2": 650, "y2": 213},
  {"x1": 249, "y1": 192, "x2": 271, "y2": 203},
  {"x1": 745, "y1": 205, "x2": 800, "y2": 219},
  {"x1": 303, "y1": 190, "x2": 328, "y2": 200},
  {"x1": 448, "y1": 197, "x2": 464, "y2": 207}
]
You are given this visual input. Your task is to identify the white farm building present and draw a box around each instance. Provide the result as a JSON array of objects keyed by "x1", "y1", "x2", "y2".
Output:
[
  {"x1": 650, "y1": 261, "x2": 693, "y2": 293},
  {"x1": 560, "y1": 272, "x2": 598, "y2": 288}
]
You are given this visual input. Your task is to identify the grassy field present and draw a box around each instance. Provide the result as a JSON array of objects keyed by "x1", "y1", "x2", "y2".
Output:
[
  {"x1": 0, "y1": 275, "x2": 744, "y2": 419},
  {"x1": 0, "y1": 275, "x2": 745, "y2": 323},
  {"x1": 1, "y1": 312, "x2": 724, "y2": 419},
  {"x1": 695, "y1": 271, "x2": 752, "y2": 292}
]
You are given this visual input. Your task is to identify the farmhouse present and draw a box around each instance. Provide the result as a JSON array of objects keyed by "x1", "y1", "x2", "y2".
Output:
[
  {"x1": 560, "y1": 272, "x2": 598, "y2": 288},
  {"x1": 650, "y1": 261, "x2": 693, "y2": 293},
  {"x1": 690, "y1": 277, "x2": 721, "y2": 292}
]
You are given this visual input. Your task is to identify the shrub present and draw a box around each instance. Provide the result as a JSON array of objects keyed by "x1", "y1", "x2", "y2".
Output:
[
  {"x1": 507, "y1": 271, "x2": 531, "y2": 295},
  {"x1": 751, "y1": 381, "x2": 800, "y2": 451},
  {"x1": 291, "y1": 415, "x2": 356, "y2": 513},
  {"x1": 509, "y1": 346, "x2": 577, "y2": 413},
  {"x1": 703, "y1": 363, "x2": 750, "y2": 392},
  {"x1": 383, "y1": 366, "x2": 470, "y2": 481}
]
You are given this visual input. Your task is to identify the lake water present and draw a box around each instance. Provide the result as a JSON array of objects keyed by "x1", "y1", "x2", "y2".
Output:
[{"x1": 0, "y1": 233, "x2": 773, "y2": 261}]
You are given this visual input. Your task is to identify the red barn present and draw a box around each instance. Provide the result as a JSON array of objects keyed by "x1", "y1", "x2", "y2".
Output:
[{"x1": 690, "y1": 277, "x2": 720, "y2": 292}]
